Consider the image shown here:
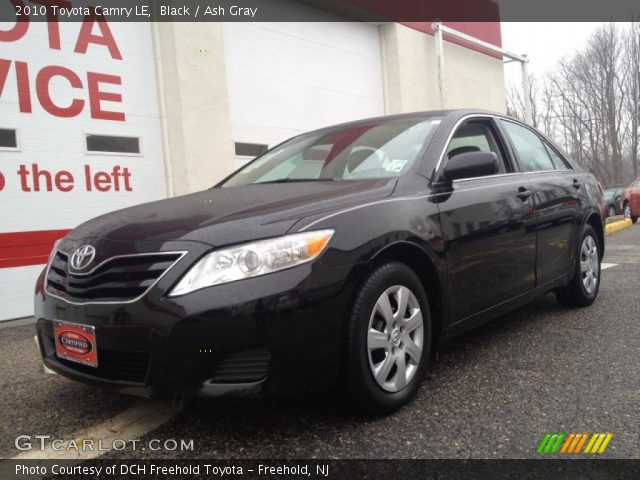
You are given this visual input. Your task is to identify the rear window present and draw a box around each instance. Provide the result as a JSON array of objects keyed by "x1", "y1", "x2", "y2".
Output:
[{"x1": 500, "y1": 120, "x2": 556, "y2": 172}]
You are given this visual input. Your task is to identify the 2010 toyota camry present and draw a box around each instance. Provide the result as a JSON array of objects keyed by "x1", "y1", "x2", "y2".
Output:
[{"x1": 35, "y1": 110, "x2": 604, "y2": 414}]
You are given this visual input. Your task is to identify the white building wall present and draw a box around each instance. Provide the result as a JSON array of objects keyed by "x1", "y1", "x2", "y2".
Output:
[
  {"x1": 153, "y1": 22, "x2": 236, "y2": 196},
  {"x1": 223, "y1": 21, "x2": 385, "y2": 159},
  {"x1": 0, "y1": 22, "x2": 166, "y2": 320},
  {"x1": 380, "y1": 23, "x2": 507, "y2": 114}
]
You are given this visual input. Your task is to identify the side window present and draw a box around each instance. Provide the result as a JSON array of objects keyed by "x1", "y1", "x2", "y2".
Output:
[
  {"x1": 500, "y1": 120, "x2": 555, "y2": 172},
  {"x1": 445, "y1": 121, "x2": 508, "y2": 175},
  {"x1": 543, "y1": 141, "x2": 572, "y2": 170}
]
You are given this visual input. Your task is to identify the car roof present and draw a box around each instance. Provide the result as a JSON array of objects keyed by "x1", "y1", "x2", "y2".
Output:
[
  {"x1": 319, "y1": 109, "x2": 509, "y2": 129},
  {"x1": 294, "y1": 109, "x2": 514, "y2": 142}
]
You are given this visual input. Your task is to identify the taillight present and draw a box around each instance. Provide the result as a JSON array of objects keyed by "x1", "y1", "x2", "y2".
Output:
[{"x1": 596, "y1": 182, "x2": 604, "y2": 198}]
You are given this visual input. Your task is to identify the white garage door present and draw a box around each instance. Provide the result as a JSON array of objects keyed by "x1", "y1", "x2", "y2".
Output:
[
  {"x1": 223, "y1": 18, "x2": 385, "y2": 167},
  {"x1": 0, "y1": 21, "x2": 166, "y2": 321}
]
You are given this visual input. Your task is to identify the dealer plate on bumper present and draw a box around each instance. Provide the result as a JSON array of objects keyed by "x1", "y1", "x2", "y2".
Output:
[{"x1": 53, "y1": 320, "x2": 98, "y2": 368}]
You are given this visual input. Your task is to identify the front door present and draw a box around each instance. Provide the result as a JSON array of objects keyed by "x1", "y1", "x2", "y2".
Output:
[{"x1": 435, "y1": 118, "x2": 537, "y2": 322}]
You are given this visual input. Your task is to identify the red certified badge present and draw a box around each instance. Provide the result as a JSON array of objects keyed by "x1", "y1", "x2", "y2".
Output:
[{"x1": 53, "y1": 321, "x2": 98, "y2": 367}]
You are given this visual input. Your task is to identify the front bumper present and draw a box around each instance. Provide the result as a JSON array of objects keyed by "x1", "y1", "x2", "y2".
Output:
[{"x1": 35, "y1": 245, "x2": 356, "y2": 399}]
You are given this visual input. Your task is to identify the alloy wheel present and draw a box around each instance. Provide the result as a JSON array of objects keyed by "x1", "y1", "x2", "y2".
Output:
[
  {"x1": 624, "y1": 204, "x2": 631, "y2": 218},
  {"x1": 580, "y1": 236, "x2": 599, "y2": 295},
  {"x1": 367, "y1": 285, "x2": 424, "y2": 392}
]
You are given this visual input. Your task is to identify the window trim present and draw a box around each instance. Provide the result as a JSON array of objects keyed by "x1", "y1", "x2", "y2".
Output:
[
  {"x1": 451, "y1": 171, "x2": 523, "y2": 184},
  {"x1": 83, "y1": 132, "x2": 143, "y2": 157},
  {"x1": 435, "y1": 114, "x2": 493, "y2": 176},
  {"x1": 438, "y1": 117, "x2": 512, "y2": 181},
  {"x1": 0, "y1": 127, "x2": 20, "y2": 151},
  {"x1": 541, "y1": 138, "x2": 573, "y2": 170}
]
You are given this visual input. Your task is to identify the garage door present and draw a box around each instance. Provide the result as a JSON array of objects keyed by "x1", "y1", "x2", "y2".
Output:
[
  {"x1": 223, "y1": 18, "x2": 385, "y2": 167},
  {"x1": 0, "y1": 21, "x2": 166, "y2": 321}
]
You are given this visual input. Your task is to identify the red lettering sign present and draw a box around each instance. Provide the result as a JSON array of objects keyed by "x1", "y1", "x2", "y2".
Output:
[
  {"x1": 36, "y1": 65, "x2": 84, "y2": 117},
  {"x1": 87, "y1": 72, "x2": 125, "y2": 121},
  {"x1": 0, "y1": 1, "x2": 125, "y2": 121},
  {"x1": 74, "y1": 12, "x2": 122, "y2": 60}
]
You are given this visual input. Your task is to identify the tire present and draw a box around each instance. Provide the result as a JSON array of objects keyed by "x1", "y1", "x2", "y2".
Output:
[
  {"x1": 623, "y1": 203, "x2": 638, "y2": 223},
  {"x1": 607, "y1": 205, "x2": 616, "y2": 218},
  {"x1": 345, "y1": 262, "x2": 431, "y2": 415},
  {"x1": 556, "y1": 224, "x2": 601, "y2": 307}
]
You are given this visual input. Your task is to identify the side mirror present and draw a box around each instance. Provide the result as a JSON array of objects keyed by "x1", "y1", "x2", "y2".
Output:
[{"x1": 443, "y1": 151, "x2": 499, "y2": 182}]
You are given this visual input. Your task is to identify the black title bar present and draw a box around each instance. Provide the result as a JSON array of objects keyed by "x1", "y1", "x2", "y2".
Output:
[
  {"x1": 2, "y1": 0, "x2": 640, "y2": 22},
  {"x1": 0, "y1": 459, "x2": 639, "y2": 480}
]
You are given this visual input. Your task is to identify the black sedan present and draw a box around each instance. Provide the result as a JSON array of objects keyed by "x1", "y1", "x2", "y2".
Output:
[
  {"x1": 604, "y1": 188, "x2": 623, "y2": 218},
  {"x1": 35, "y1": 110, "x2": 604, "y2": 414}
]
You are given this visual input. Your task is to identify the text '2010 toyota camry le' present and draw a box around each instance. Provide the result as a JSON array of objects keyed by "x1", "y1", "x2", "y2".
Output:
[{"x1": 35, "y1": 110, "x2": 604, "y2": 414}]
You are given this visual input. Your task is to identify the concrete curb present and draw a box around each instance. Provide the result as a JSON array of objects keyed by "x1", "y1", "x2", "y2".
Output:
[{"x1": 605, "y1": 218, "x2": 633, "y2": 235}]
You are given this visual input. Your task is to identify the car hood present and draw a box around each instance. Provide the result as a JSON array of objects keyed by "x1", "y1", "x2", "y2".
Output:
[{"x1": 65, "y1": 179, "x2": 396, "y2": 248}]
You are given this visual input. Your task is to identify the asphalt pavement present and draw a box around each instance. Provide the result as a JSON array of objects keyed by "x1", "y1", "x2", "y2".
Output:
[{"x1": 1, "y1": 224, "x2": 638, "y2": 459}]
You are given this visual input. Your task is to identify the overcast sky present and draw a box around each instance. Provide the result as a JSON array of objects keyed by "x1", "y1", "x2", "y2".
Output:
[{"x1": 500, "y1": 22, "x2": 603, "y2": 86}]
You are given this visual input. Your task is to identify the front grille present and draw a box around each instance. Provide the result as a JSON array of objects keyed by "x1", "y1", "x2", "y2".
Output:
[
  {"x1": 212, "y1": 348, "x2": 270, "y2": 383},
  {"x1": 46, "y1": 251, "x2": 183, "y2": 303},
  {"x1": 58, "y1": 349, "x2": 151, "y2": 384}
]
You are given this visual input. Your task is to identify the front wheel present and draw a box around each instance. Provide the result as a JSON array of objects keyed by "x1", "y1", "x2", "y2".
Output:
[
  {"x1": 345, "y1": 262, "x2": 431, "y2": 415},
  {"x1": 624, "y1": 203, "x2": 638, "y2": 223},
  {"x1": 556, "y1": 224, "x2": 601, "y2": 307},
  {"x1": 607, "y1": 205, "x2": 616, "y2": 218}
]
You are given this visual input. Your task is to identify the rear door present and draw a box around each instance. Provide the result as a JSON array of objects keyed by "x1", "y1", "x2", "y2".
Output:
[
  {"x1": 498, "y1": 119, "x2": 583, "y2": 286},
  {"x1": 436, "y1": 117, "x2": 537, "y2": 322}
]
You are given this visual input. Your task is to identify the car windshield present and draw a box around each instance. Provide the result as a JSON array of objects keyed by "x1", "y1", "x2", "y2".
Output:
[{"x1": 220, "y1": 118, "x2": 441, "y2": 187}]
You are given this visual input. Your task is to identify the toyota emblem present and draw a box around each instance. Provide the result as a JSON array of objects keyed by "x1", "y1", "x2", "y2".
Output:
[{"x1": 70, "y1": 245, "x2": 96, "y2": 271}]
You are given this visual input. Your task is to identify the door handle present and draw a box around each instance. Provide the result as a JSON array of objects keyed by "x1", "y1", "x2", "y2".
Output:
[
  {"x1": 517, "y1": 187, "x2": 532, "y2": 201},
  {"x1": 573, "y1": 179, "x2": 582, "y2": 189}
]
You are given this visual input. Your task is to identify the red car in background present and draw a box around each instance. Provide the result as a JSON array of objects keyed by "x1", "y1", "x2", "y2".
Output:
[{"x1": 622, "y1": 177, "x2": 640, "y2": 223}]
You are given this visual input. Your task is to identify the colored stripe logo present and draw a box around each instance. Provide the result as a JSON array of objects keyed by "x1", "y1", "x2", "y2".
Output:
[{"x1": 537, "y1": 433, "x2": 613, "y2": 454}]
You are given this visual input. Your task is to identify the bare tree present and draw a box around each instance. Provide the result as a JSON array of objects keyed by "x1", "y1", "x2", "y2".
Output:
[
  {"x1": 506, "y1": 73, "x2": 546, "y2": 130},
  {"x1": 623, "y1": 22, "x2": 640, "y2": 179},
  {"x1": 509, "y1": 23, "x2": 635, "y2": 186}
]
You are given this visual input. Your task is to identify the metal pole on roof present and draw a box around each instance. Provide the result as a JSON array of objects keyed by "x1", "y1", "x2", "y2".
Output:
[
  {"x1": 433, "y1": 22, "x2": 447, "y2": 110},
  {"x1": 432, "y1": 21, "x2": 532, "y2": 124},
  {"x1": 521, "y1": 55, "x2": 533, "y2": 125}
]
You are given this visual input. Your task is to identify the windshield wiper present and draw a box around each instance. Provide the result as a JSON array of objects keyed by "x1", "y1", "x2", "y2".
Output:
[{"x1": 254, "y1": 178, "x2": 337, "y2": 185}]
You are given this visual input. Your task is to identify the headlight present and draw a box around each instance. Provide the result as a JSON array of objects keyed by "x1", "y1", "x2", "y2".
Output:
[{"x1": 169, "y1": 229, "x2": 334, "y2": 296}]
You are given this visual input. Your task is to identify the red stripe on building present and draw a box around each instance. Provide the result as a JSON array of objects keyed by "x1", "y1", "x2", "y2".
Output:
[
  {"x1": 402, "y1": 22, "x2": 503, "y2": 59},
  {"x1": 400, "y1": 22, "x2": 502, "y2": 59},
  {"x1": 0, "y1": 229, "x2": 71, "y2": 269},
  {"x1": 343, "y1": 0, "x2": 502, "y2": 58}
]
